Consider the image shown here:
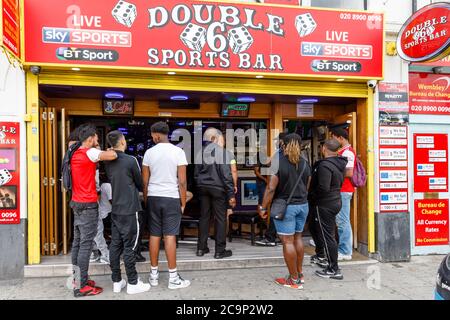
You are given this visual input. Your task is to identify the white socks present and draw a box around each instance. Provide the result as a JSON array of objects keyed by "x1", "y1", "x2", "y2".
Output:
[
  {"x1": 169, "y1": 268, "x2": 178, "y2": 279},
  {"x1": 151, "y1": 266, "x2": 159, "y2": 275}
]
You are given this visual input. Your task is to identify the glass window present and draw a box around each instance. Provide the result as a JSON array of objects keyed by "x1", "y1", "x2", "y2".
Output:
[{"x1": 310, "y1": 0, "x2": 365, "y2": 10}]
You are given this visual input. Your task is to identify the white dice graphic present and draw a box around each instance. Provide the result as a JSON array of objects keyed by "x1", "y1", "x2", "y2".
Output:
[
  {"x1": 112, "y1": 1, "x2": 137, "y2": 28},
  {"x1": 0, "y1": 169, "x2": 12, "y2": 186},
  {"x1": 180, "y1": 23, "x2": 207, "y2": 52},
  {"x1": 227, "y1": 26, "x2": 254, "y2": 54},
  {"x1": 295, "y1": 13, "x2": 317, "y2": 37}
]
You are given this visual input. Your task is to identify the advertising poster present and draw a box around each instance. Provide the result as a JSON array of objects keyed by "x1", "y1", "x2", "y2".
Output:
[
  {"x1": 379, "y1": 125, "x2": 408, "y2": 213},
  {"x1": 0, "y1": 122, "x2": 20, "y2": 224},
  {"x1": 415, "y1": 199, "x2": 449, "y2": 246},
  {"x1": 378, "y1": 82, "x2": 409, "y2": 126},
  {"x1": 413, "y1": 133, "x2": 448, "y2": 193},
  {"x1": 23, "y1": 0, "x2": 384, "y2": 78},
  {"x1": 409, "y1": 73, "x2": 450, "y2": 115}
]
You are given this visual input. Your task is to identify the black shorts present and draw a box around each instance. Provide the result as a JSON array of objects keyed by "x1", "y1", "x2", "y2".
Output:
[{"x1": 147, "y1": 196, "x2": 182, "y2": 237}]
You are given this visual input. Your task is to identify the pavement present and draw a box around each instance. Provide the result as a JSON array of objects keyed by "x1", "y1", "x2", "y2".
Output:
[{"x1": 0, "y1": 255, "x2": 443, "y2": 300}]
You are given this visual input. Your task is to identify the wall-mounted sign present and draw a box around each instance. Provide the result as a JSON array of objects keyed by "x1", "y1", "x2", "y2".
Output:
[
  {"x1": 397, "y1": 2, "x2": 450, "y2": 63},
  {"x1": 103, "y1": 99, "x2": 134, "y2": 116},
  {"x1": 23, "y1": 0, "x2": 384, "y2": 79},
  {"x1": 378, "y1": 83, "x2": 409, "y2": 113},
  {"x1": 0, "y1": 122, "x2": 20, "y2": 224},
  {"x1": 297, "y1": 103, "x2": 314, "y2": 117},
  {"x1": 415, "y1": 199, "x2": 449, "y2": 247},
  {"x1": 413, "y1": 55, "x2": 450, "y2": 67},
  {"x1": 414, "y1": 133, "x2": 448, "y2": 193},
  {"x1": 1, "y1": 0, "x2": 21, "y2": 58},
  {"x1": 409, "y1": 73, "x2": 450, "y2": 115},
  {"x1": 221, "y1": 102, "x2": 250, "y2": 118},
  {"x1": 378, "y1": 125, "x2": 409, "y2": 213}
]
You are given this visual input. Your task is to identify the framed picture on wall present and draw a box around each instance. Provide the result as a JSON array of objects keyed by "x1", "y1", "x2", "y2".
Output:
[{"x1": 241, "y1": 179, "x2": 259, "y2": 206}]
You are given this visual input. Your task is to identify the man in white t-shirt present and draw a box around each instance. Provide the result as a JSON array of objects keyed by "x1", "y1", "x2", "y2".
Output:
[{"x1": 142, "y1": 121, "x2": 190, "y2": 290}]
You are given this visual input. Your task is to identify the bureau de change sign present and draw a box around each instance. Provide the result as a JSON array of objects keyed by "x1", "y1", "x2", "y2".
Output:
[{"x1": 23, "y1": 0, "x2": 384, "y2": 79}]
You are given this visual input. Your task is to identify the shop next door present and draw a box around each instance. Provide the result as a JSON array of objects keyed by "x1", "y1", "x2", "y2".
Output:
[{"x1": 409, "y1": 124, "x2": 450, "y2": 255}]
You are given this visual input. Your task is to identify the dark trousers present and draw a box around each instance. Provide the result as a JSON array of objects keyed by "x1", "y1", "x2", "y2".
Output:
[
  {"x1": 257, "y1": 180, "x2": 276, "y2": 242},
  {"x1": 136, "y1": 211, "x2": 147, "y2": 255},
  {"x1": 71, "y1": 201, "x2": 98, "y2": 288},
  {"x1": 310, "y1": 204, "x2": 341, "y2": 272},
  {"x1": 308, "y1": 203, "x2": 325, "y2": 258},
  {"x1": 109, "y1": 213, "x2": 139, "y2": 285},
  {"x1": 198, "y1": 187, "x2": 228, "y2": 253}
]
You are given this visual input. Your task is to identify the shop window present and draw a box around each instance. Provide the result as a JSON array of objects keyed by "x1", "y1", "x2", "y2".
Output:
[{"x1": 310, "y1": 0, "x2": 365, "y2": 10}]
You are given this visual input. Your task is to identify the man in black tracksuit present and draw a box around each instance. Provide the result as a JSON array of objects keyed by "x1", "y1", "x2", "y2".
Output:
[
  {"x1": 104, "y1": 130, "x2": 150, "y2": 294},
  {"x1": 195, "y1": 128, "x2": 236, "y2": 259},
  {"x1": 308, "y1": 139, "x2": 347, "y2": 280}
]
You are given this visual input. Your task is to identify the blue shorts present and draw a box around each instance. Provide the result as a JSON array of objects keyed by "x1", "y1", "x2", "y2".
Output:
[{"x1": 273, "y1": 203, "x2": 309, "y2": 235}]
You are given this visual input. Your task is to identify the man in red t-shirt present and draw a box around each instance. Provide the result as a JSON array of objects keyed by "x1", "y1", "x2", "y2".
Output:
[
  {"x1": 70, "y1": 124, "x2": 117, "y2": 297},
  {"x1": 330, "y1": 127, "x2": 355, "y2": 261}
]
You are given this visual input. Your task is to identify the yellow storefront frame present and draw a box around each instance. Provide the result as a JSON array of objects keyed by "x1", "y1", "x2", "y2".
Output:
[{"x1": 26, "y1": 70, "x2": 376, "y2": 264}]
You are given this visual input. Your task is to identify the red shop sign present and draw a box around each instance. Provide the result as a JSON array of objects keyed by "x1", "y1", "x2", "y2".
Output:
[
  {"x1": 0, "y1": 122, "x2": 20, "y2": 225},
  {"x1": 397, "y1": 2, "x2": 450, "y2": 63},
  {"x1": 23, "y1": 0, "x2": 384, "y2": 79},
  {"x1": 413, "y1": 133, "x2": 448, "y2": 193},
  {"x1": 415, "y1": 199, "x2": 449, "y2": 247},
  {"x1": 412, "y1": 55, "x2": 450, "y2": 68},
  {"x1": 1, "y1": 0, "x2": 21, "y2": 58},
  {"x1": 263, "y1": 0, "x2": 301, "y2": 5},
  {"x1": 409, "y1": 73, "x2": 450, "y2": 115}
]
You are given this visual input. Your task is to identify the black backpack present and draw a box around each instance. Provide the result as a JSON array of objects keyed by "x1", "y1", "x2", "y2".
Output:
[{"x1": 61, "y1": 141, "x2": 81, "y2": 191}]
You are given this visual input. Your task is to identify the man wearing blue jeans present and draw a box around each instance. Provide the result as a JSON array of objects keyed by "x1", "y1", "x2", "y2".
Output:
[{"x1": 330, "y1": 127, "x2": 356, "y2": 261}]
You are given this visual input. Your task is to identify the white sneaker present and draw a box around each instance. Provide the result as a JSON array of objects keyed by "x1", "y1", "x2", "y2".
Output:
[
  {"x1": 168, "y1": 274, "x2": 191, "y2": 290},
  {"x1": 99, "y1": 256, "x2": 110, "y2": 265},
  {"x1": 127, "y1": 279, "x2": 151, "y2": 295},
  {"x1": 309, "y1": 239, "x2": 316, "y2": 247},
  {"x1": 149, "y1": 272, "x2": 159, "y2": 287},
  {"x1": 338, "y1": 253, "x2": 352, "y2": 261},
  {"x1": 113, "y1": 279, "x2": 126, "y2": 293}
]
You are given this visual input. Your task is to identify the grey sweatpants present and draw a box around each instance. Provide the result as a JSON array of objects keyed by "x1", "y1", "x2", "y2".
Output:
[{"x1": 93, "y1": 216, "x2": 109, "y2": 259}]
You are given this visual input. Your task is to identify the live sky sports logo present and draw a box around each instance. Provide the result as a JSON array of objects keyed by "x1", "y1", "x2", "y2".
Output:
[
  {"x1": 301, "y1": 42, "x2": 373, "y2": 59},
  {"x1": 42, "y1": 27, "x2": 132, "y2": 47}
]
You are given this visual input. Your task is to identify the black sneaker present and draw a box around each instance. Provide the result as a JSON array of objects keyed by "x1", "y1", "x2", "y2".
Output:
[
  {"x1": 315, "y1": 268, "x2": 344, "y2": 280},
  {"x1": 196, "y1": 248, "x2": 210, "y2": 257},
  {"x1": 135, "y1": 252, "x2": 146, "y2": 263},
  {"x1": 214, "y1": 249, "x2": 232, "y2": 259},
  {"x1": 310, "y1": 255, "x2": 328, "y2": 268},
  {"x1": 255, "y1": 238, "x2": 276, "y2": 247}
]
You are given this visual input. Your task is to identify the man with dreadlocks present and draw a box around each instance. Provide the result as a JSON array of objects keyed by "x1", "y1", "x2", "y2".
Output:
[{"x1": 258, "y1": 133, "x2": 311, "y2": 289}]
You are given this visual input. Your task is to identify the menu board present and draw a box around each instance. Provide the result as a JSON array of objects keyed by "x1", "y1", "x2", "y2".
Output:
[{"x1": 413, "y1": 134, "x2": 448, "y2": 193}]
